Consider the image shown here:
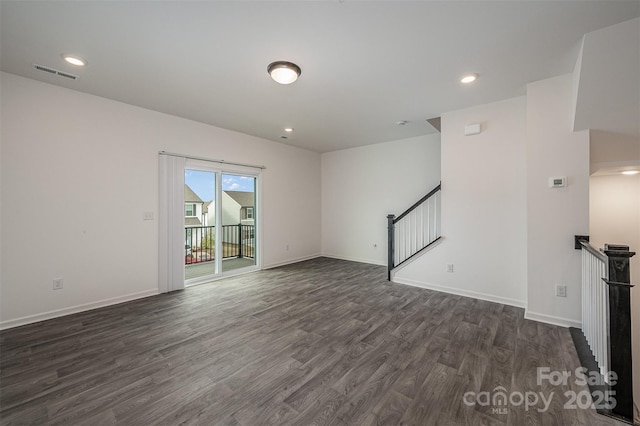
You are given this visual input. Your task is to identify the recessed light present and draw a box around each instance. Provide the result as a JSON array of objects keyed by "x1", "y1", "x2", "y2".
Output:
[
  {"x1": 460, "y1": 73, "x2": 478, "y2": 84},
  {"x1": 621, "y1": 170, "x2": 639, "y2": 175},
  {"x1": 396, "y1": 120, "x2": 407, "y2": 126},
  {"x1": 284, "y1": 127, "x2": 294, "y2": 132},
  {"x1": 62, "y1": 54, "x2": 87, "y2": 67}
]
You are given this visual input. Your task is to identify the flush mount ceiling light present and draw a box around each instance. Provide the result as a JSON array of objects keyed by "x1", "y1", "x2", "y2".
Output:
[
  {"x1": 62, "y1": 54, "x2": 87, "y2": 67},
  {"x1": 284, "y1": 127, "x2": 294, "y2": 133},
  {"x1": 268, "y1": 61, "x2": 301, "y2": 85},
  {"x1": 621, "y1": 170, "x2": 639, "y2": 175},
  {"x1": 460, "y1": 73, "x2": 478, "y2": 84}
]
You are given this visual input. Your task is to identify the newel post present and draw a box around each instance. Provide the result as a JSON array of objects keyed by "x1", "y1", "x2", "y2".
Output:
[
  {"x1": 603, "y1": 244, "x2": 635, "y2": 421},
  {"x1": 238, "y1": 223, "x2": 243, "y2": 258},
  {"x1": 387, "y1": 214, "x2": 395, "y2": 281}
]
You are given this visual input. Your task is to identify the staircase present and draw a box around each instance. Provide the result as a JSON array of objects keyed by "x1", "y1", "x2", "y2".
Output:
[{"x1": 387, "y1": 183, "x2": 442, "y2": 280}]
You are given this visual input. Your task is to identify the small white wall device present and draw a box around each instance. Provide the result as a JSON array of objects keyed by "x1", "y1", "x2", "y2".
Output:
[
  {"x1": 548, "y1": 176, "x2": 567, "y2": 188},
  {"x1": 464, "y1": 123, "x2": 481, "y2": 136}
]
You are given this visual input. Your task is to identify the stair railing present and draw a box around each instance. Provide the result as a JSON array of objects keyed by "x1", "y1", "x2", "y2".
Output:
[
  {"x1": 573, "y1": 238, "x2": 635, "y2": 423},
  {"x1": 387, "y1": 183, "x2": 441, "y2": 280}
]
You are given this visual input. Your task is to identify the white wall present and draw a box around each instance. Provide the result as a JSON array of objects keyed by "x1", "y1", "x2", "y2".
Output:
[
  {"x1": 526, "y1": 74, "x2": 590, "y2": 327},
  {"x1": 0, "y1": 72, "x2": 321, "y2": 328},
  {"x1": 589, "y1": 173, "x2": 640, "y2": 408},
  {"x1": 391, "y1": 76, "x2": 592, "y2": 328},
  {"x1": 321, "y1": 135, "x2": 441, "y2": 265},
  {"x1": 393, "y1": 97, "x2": 528, "y2": 307}
]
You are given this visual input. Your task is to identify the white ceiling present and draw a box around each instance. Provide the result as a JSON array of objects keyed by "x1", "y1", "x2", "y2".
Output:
[{"x1": 1, "y1": 1, "x2": 639, "y2": 153}]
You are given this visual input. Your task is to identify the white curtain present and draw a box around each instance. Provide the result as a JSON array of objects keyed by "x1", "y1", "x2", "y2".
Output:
[{"x1": 158, "y1": 153, "x2": 186, "y2": 293}]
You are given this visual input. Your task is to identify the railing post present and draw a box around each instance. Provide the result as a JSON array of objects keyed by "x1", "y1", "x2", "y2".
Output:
[
  {"x1": 603, "y1": 244, "x2": 635, "y2": 421},
  {"x1": 238, "y1": 223, "x2": 243, "y2": 258},
  {"x1": 387, "y1": 214, "x2": 395, "y2": 281}
]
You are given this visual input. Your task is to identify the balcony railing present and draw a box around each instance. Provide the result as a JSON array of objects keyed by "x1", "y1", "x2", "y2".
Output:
[{"x1": 185, "y1": 224, "x2": 255, "y2": 265}]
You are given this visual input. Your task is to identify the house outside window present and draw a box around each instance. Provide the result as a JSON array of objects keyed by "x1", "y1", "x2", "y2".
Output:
[
  {"x1": 246, "y1": 207, "x2": 254, "y2": 219},
  {"x1": 185, "y1": 203, "x2": 196, "y2": 217}
]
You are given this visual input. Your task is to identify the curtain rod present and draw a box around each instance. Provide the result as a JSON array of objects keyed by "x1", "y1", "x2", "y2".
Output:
[{"x1": 159, "y1": 151, "x2": 266, "y2": 170}]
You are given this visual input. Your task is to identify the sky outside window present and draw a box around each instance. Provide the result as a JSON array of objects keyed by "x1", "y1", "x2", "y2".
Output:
[{"x1": 185, "y1": 170, "x2": 254, "y2": 202}]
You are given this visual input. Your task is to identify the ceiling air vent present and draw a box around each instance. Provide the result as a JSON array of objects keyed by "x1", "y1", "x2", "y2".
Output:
[
  {"x1": 33, "y1": 64, "x2": 57, "y2": 74},
  {"x1": 33, "y1": 64, "x2": 78, "y2": 80},
  {"x1": 56, "y1": 71, "x2": 78, "y2": 80}
]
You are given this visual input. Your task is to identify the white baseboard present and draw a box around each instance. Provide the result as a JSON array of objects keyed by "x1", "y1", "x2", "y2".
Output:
[
  {"x1": 382, "y1": 276, "x2": 581, "y2": 328},
  {"x1": 0, "y1": 289, "x2": 159, "y2": 330},
  {"x1": 524, "y1": 310, "x2": 581, "y2": 329},
  {"x1": 392, "y1": 276, "x2": 527, "y2": 309},
  {"x1": 320, "y1": 253, "x2": 386, "y2": 266},
  {"x1": 263, "y1": 253, "x2": 322, "y2": 269}
]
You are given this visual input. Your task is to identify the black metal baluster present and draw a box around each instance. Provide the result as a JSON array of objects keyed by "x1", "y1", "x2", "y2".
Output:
[
  {"x1": 185, "y1": 228, "x2": 189, "y2": 265},
  {"x1": 387, "y1": 214, "x2": 395, "y2": 281}
]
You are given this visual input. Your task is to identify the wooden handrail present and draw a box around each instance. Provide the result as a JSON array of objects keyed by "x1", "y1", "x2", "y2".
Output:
[
  {"x1": 580, "y1": 240, "x2": 608, "y2": 263},
  {"x1": 394, "y1": 183, "x2": 441, "y2": 223}
]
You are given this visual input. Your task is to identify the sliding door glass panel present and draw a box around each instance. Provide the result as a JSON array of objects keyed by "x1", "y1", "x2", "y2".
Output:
[
  {"x1": 184, "y1": 169, "x2": 217, "y2": 282},
  {"x1": 221, "y1": 173, "x2": 257, "y2": 273}
]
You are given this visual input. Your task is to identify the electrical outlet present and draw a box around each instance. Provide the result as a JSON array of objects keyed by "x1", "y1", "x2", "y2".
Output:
[
  {"x1": 143, "y1": 211, "x2": 154, "y2": 220},
  {"x1": 556, "y1": 285, "x2": 567, "y2": 297},
  {"x1": 53, "y1": 278, "x2": 64, "y2": 290},
  {"x1": 447, "y1": 264, "x2": 454, "y2": 273}
]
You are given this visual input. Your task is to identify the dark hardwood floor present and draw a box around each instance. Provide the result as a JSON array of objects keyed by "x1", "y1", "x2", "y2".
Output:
[{"x1": 0, "y1": 257, "x2": 622, "y2": 425}]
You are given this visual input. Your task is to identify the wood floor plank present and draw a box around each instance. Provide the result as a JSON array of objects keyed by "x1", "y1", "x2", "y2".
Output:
[
  {"x1": 475, "y1": 346, "x2": 515, "y2": 423},
  {"x1": 283, "y1": 340, "x2": 372, "y2": 413},
  {"x1": 289, "y1": 386, "x2": 347, "y2": 426},
  {"x1": 438, "y1": 320, "x2": 479, "y2": 370},
  {"x1": 115, "y1": 376, "x2": 216, "y2": 425},
  {"x1": 371, "y1": 389, "x2": 413, "y2": 425},
  {"x1": 392, "y1": 335, "x2": 447, "y2": 399},
  {"x1": 331, "y1": 335, "x2": 400, "y2": 397},
  {"x1": 330, "y1": 358, "x2": 407, "y2": 425},
  {"x1": 399, "y1": 362, "x2": 460, "y2": 425},
  {"x1": 0, "y1": 257, "x2": 617, "y2": 426}
]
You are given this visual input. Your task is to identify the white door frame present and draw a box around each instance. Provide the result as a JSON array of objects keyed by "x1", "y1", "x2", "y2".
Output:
[{"x1": 184, "y1": 159, "x2": 261, "y2": 286}]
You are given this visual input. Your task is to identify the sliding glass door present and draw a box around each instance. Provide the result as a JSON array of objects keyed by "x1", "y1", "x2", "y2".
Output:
[
  {"x1": 184, "y1": 162, "x2": 259, "y2": 285},
  {"x1": 220, "y1": 173, "x2": 256, "y2": 273},
  {"x1": 184, "y1": 169, "x2": 217, "y2": 281}
]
